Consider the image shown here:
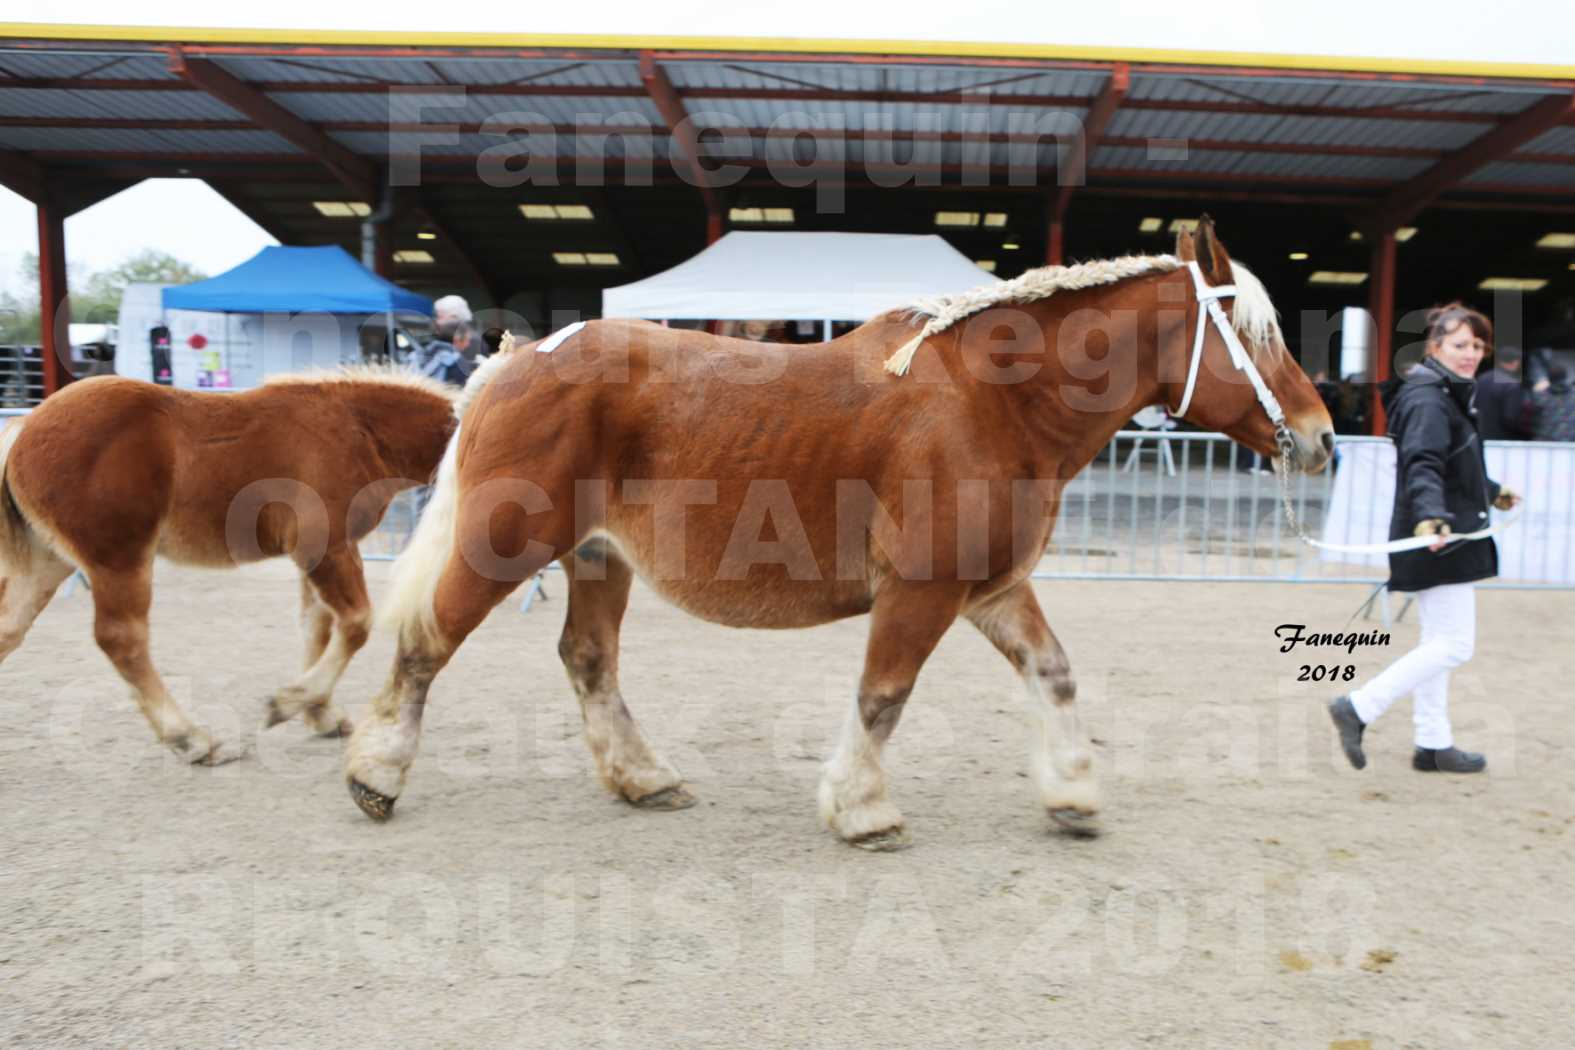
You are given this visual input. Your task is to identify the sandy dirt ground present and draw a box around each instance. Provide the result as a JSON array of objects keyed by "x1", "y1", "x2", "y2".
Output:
[{"x1": 2, "y1": 559, "x2": 1572, "y2": 1049}]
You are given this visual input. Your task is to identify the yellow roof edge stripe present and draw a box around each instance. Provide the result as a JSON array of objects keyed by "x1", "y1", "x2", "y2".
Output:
[{"x1": 2, "y1": 22, "x2": 1574, "y2": 82}]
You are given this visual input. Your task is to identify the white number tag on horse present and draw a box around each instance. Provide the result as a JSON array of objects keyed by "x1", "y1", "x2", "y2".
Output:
[{"x1": 536, "y1": 321, "x2": 586, "y2": 354}]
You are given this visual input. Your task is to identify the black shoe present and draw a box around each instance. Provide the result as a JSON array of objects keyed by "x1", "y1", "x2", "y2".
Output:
[
  {"x1": 1328, "y1": 695, "x2": 1367, "y2": 770},
  {"x1": 1413, "y1": 746, "x2": 1487, "y2": 774}
]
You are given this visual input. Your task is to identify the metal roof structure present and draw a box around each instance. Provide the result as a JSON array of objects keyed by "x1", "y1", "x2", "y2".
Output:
[{"x1": 3, "y1": 24, "x2": 1574, "y2": 406}]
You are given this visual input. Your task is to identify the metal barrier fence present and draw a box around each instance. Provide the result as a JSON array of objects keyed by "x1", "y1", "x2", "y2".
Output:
[
  {"x1": 0, "y1": 347, "x2": 45, "y2": 409},
  {"x1": 6, "y1": 406, "x2": 1570, "y2": 592},
  {"x1": 1034, "y1": 431, "x2": 1574, "y2": 590},
  {"x1": 361, "y1": 488, "x2": 425, "y2": 562}
]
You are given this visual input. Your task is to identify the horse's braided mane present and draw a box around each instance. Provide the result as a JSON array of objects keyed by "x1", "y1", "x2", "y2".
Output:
[{"x1": 884, "y1": 252, "x2": 1283, "y2": 376}]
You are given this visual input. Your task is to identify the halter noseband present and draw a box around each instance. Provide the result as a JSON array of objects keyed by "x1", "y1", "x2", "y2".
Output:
[{"x1": 1171, "y1": 261, "x2": 1298, "y2": 465}]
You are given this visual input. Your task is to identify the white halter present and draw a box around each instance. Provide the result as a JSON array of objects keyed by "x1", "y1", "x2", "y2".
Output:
[{"x1": 1172, "y1": 261, "x2": 1287, "y2": 439}]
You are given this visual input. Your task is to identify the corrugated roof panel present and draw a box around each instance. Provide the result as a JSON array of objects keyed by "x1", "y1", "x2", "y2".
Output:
[
  {"x1": 419, "y1": 58, "x2": 643, "y2": 88},
  {"x1": 0, "y1": 50, "x2": 179, "y2": 81},
  {"x1": 1466, "y1": 161, "x2": 1575, "y2": 188},
  {"x1": 1127, "y1": 73, "x2": 1550, "y2": 117},
  {"x1": 1109, "y1": 109, "x2": 1271, "y2": 142},
  {"x1": 1521, "y1": 126, "x2": 1575, "y2": 156},
  {"x1": 0, "y1": 51, "x2": 118, "y2": 78},
  {"x1": 1314, "y1": 81, "x2": 1551, "y2": 114},
  {"x1": 665, "y1": 60, "x2": 884, "y2": 94},
  {"x1": 1089, "y1": 143, "x2": 1427, "y2": 181},
  {"x1": 215, "y1": 55, "x2": 443, "y2": 85},
  {"x1": 0, "y1": 88, "x2": 240, "y2": 120},
  {"x1": 759, "y1": 131, "x2": 848, "y2": 164},
  {"x1": 275, "y1": 90, "x2": 663, "y2": 126},
  {"x1": 0, "y1": 126, "x2": 298, "y2": 154},
  {"x1": 80, "y1": 54, "x2": 175, "y2": 80},
  {"x1": 469, "y1": 95, "x2": 663, "y2": 125},
  {"x1": 874, "y1": 65, "x2": 1102, "y2": 98}
]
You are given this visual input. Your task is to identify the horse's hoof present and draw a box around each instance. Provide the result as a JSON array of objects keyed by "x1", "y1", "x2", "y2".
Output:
[
  {"x1": 349, "y1": 779, "x2": 397, "y2": 822},
  {"x1": 194, "y1": 740, "x2": 247, "y2": 766},
  {"x1": 174, "y1": 730, "x2": 245, "y2": 766},
  {"x1": 262, "y1": 697, "x2": 290, "y2": 729},
  {"x1": 316, "y1": 718, "x2": 355, "y2": 740},
  {"x1": 850, "y1": 827, "x2": 912, "y2": 852},
  {"x1": 1049, "y1": 808, "x2": 1102, "y2": 838},
  {"x1": 630, "y1": 785, "x2": 698, "y2": 811}
]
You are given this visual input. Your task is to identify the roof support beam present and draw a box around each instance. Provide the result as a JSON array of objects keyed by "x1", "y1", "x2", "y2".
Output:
[
  {"x1": 0, "y1": 150, "x2": 46, "y2": 204},
  {"x1": 1047, "y1": 64, "x2": 1128, "y2": 264},
  {"x1": 638, "y1": 51, "x2": 723, "y2": 243},
  {"x1": 166, "y1": 47, "x2": 376, "y2": 201},
  {"x1": 1366, "y1": 231, "x2": 1398, "y2": 437},
  {"x1": 1365, "y1": 90, "x2": 1575, "y2": 231},
  {"x1": 36, "y1": 192, "x2": 73, "y2": 397}
]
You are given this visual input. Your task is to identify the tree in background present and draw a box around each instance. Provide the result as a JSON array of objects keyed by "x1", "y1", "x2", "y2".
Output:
[{"x1": 0, "y1": 249, "x2": 205, "y2": 344}]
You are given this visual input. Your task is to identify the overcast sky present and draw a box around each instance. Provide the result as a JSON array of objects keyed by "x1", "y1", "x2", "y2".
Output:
[{"x1": 0, "y1": 183, "x2": 275, "y2": 295}]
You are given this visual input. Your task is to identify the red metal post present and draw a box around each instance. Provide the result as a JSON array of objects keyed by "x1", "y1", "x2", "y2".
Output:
[
  {"x1": 36, "y1": 194, "x2": 72, "y2": 397},
  {"x1": 1367, "y1": 230, "x2": 1397, "y2": 436}
]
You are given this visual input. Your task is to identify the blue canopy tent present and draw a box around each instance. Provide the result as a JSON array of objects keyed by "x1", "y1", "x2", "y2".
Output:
[
  {"x1": 153, "y1": 246, "x2": 432, "y2": 389},
  {"x1": 163, "y1": 245, "x2": 432, "y2": 315}
]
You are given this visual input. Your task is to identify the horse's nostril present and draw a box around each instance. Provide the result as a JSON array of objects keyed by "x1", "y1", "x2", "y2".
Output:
[{"x1": 1320, "y1": 431, "x2": 1335, "y2": 457}]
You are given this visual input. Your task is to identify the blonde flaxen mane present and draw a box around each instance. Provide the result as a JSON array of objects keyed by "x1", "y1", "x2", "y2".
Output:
[
  {"x1": 263, "y1": 362, "x2": 459, "y2": 403},
  {"x1": 884, "y1": 253, "x2": 1283, "y2": 376}
]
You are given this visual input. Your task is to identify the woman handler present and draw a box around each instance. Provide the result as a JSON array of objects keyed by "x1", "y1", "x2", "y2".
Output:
[{"x1": 1328, "y1": 303, "x2": 1521, "y2": 774}]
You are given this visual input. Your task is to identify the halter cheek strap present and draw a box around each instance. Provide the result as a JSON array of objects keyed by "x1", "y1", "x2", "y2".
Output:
[{"x1": 1171, "y1": 261, "x2": 1288, "y2": 442}]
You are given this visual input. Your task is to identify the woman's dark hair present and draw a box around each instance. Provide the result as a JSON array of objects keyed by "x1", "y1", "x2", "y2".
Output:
[{"x1": 1425, "y1": 301, "x2": 1492, "y2": 349}]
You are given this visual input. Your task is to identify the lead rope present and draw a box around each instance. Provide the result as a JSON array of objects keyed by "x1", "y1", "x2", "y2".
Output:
[{"x1": 1270, "y1": 439, "x2": 1521, "y2": 555}]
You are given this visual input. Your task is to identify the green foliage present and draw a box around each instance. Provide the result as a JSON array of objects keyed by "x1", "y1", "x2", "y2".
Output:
[{"x1": 0, "y1": 249, "x2": 206, "y2": 344}]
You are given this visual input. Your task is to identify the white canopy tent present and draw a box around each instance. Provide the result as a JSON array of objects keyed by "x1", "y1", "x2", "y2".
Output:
[{"x1": 601, "y1": 232, "x2": 1000, "y2": 333}]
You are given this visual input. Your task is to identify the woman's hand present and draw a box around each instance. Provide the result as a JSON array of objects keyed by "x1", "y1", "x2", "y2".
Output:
[
  {"x1": 1493, "y1": 487, "x2": 1521, "y2": 511},
  {"x1": 1415, "y1": 518, "x2": 1452, "y2": 552}
]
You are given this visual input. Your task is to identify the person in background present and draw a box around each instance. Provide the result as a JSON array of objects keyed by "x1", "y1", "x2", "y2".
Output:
[
  {"x1": 410, "y1": 294, "x2": 476, "y2": 386},
  {"x1": 1475, "y1": 344, "x2": 1533, "y2": 441},
  {"x1": 1331, "y1": 373, "x2": 1372, "y2": 436},
  {"x1": 1328, "y1": 303, "x2": 1522, "y2": 775},
  {"x1": 1528, "y1": 362, "x2": 1575, "y2": 442}
]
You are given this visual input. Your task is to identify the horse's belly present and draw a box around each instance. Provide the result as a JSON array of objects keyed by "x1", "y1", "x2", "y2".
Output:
[{"x1": 602, "y1": 533, "x2": 873, "y2": 629}]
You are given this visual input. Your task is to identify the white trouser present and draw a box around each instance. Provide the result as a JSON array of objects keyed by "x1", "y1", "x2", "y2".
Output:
[{"x1": 1350, "y1": 582, "x2": 1475, "y2": 750}]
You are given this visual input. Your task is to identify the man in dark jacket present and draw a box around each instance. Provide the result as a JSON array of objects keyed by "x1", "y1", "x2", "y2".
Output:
[
  {"x1": 1475, "y1": 344, "x2": 1532, "y2": 441},
  {"x1": 1529, "y1": 363, "x2": 1575, "y2": 442}
]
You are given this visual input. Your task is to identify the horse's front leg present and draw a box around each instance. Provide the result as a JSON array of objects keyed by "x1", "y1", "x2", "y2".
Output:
[
  {"x1": 819, "y1": 580, "x2": 968, "y2": 851},
  {"x1": 967, "y1": 580, "x2": 1100, "y2": 835}
]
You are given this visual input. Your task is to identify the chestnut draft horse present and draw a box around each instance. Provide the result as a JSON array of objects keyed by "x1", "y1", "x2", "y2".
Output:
[
  {"x1": 347, "y1": 218, "x2": 1335, "y2": 848},
  {"x1": 0, "y1": 369, "x2": 455, "y2": 765}
]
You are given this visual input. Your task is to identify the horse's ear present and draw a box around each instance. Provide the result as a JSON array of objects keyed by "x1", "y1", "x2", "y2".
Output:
[
  {"x1": 1193, "y1": 214, "x2": 1232, "y2": 285},
  {"x1": 1174, "y1": 225, "x2": 1196, "y2": 261}
]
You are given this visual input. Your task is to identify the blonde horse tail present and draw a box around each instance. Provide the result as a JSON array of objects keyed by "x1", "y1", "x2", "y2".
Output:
[
  {"x1": 378, "y1": 336, "x2": 526, "y2": 647},
  {"x1": 0, "y1": 417, "x2": 36, "y2": 574}
]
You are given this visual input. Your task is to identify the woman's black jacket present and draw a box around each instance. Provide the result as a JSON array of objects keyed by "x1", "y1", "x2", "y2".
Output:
[{"x1": 1381, "y1": 356, "x2": 1503, "y2": 592}]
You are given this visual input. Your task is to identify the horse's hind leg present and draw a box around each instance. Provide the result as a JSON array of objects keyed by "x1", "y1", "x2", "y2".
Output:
[
  {"x1": 0, "y1": 551, "x2": 73, "y2": 664},
  {"x1": 559, "y1": 541, "x2": 691, "y2": 809},
  {"x1": 300, "y1": 573, "x2": 334, "y2": 669},
  {"x1": 263, "y1": 546, "x2": 368, "y2": 737},
  {"x1": 967, "y1": 580, "x2": 1099, "y2": 835},
  {"x1": 819, "y1": 581, "x2": 969, "y2": 850},
  {"x1": 347, "y1": 532, "x2": 548, "y2": 819},
  {"x1": 87, "y1": 562, "x2": 244, "y2": 765}
]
